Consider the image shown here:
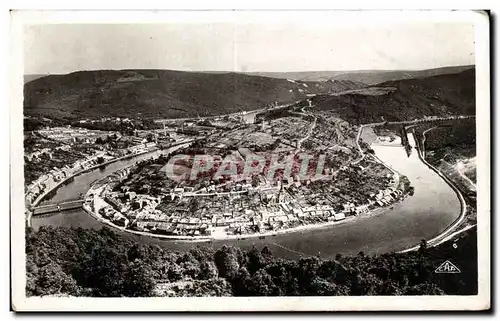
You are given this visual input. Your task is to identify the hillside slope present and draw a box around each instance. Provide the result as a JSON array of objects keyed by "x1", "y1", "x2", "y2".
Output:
[
  {"x1": 330, "y1": 65, "x2": 474, "y2": 85},
  {"x1": 246, "y1": 65, "x2": 473, "y2": 84},
  {"x1": 24, "y1": 70, "x2": 365, "y2": 120},
  {"x1": 245, "y1": 71, "x2": 348, "y2": 82},
  {"x1": 26, "y1": 225, "x2": 477, "y2": 297},
  {"x1": 308, "y1": 68, "x2": 475, "y2": 124},
  {"x1": 24, "y1": 74, "x2": 48, "y2": 84},
  {"x1": 301, "y1": 79, "x2": 366, "y2": 93}
]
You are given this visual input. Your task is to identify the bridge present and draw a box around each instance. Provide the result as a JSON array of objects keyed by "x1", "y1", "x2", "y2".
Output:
[{"x1": 31, "y1": 199, "x2": 85, "y2": 215}]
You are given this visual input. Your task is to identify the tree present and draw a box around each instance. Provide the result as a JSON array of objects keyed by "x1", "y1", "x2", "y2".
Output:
[
  {"x1": 75, "y1": 247, "x2": 128, "y2": 297},
  {"x1": 307, "y1": 277, "x2": 337, "y2": 296},
  {"x1": 181, "y1": 261, "x2": 201, "y2": 279},
  {"x1": 378, "y1": 280, "x2": 403, "y2": 295},
  {"x1": 230, "y1": 267, "x2": 252, "y2": 296},
  {"x1": 199, "y1": 261, "x2": 218, "y2": 280},
  {"x1": 247, "y1": 269, "x2": 278, "y2": 296},
  {"x1": 214, "y1": 246, "x2": 241, "y2": 279},
  {"x1": 127, "y1": 244, "x2": 147, "y2": 262},
  {"x1": 404, "y1": 282, "x2": 445, "y2": 295},
  {"x1": 167, "y1": 263, "x2": 183, "y2": 282},
  {"x1": 298, "y1": 257, "x2": 321, "y2": 284},
  {"x1": 123, "y1": 260, "x2": 156, "y2": 297},
  {"x1": 26, "y1": 225, "x2": 473, "y2": 297},
  {"x1": 31, "y1": 262, "x2": 80, "y2": 296},
  {"x1": 418, "y1": 239, "x2": 428, "y2": 256},
  {"x1": 261, "y1": 246, "x2": 273, "y2": 259}
]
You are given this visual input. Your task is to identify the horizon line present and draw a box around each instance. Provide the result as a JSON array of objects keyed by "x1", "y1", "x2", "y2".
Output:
[{"x1": 24, "y1": 64, "x2": 475, "y2": 76}]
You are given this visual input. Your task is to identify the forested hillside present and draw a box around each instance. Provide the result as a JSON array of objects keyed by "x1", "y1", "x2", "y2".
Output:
[
  {"x1": 24, "y1": 69, "x2": 363, "y2": 121},
  {"x1": 26, "y1": 226, "x2": 477, "y2": 297},
  {"x1": 245, "y1": 65, "x2": 473, "y2": 84},
  {"x1": 309, "y1": 69, "x2": 475, "y2": 124}
]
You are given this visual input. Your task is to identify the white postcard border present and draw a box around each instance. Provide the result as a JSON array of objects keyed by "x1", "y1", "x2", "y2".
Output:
[{"x1": 10, "y1": 9, "x2": 491, "y2": 311}]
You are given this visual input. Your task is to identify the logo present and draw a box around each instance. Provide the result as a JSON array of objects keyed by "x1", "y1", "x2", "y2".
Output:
[
  {"x1": 435, "y1": 260, "x2": 461, "y2": 274},
  {"x1": 163, "y1": 152, "x2": 331, "y2": 183}
]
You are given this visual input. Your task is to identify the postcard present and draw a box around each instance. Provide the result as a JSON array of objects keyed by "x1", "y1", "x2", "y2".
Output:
[{"x1": 10, "y1": 9, "x2": 490, "y2": 311}]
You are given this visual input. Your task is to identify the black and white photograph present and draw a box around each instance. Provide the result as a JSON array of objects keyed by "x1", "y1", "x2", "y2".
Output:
[{"x1": 10, "y1": 10, "x2": 490, "y2": 311}]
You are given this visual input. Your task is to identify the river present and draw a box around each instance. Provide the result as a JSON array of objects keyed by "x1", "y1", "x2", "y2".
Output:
[{"x1": 31, "y1": 134, "x2": 461, "y2": 260}]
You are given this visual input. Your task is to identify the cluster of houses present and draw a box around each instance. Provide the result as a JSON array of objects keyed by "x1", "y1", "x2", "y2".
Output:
[
  {"x1": 84, "y1": 145, "x2": 407, "y2": 238},
  {"x1": 177, "y1": 124, "x2": 218, "y2": 136},
  {"x1": 370, "y1": 187, "x2": 403, "y2": 207},
  {"x1": 91, "y1": 176, "x2": 402, "y2": 238},
  {"x1": 25, "y1": 138, "x2": 158, "y2": 208},
  {"x1": 78, "y1": 117, "x2": 133, "y2": 124},
  {"x1": 36, "y1": 126, "x2": 110, "y2": 144},
  {"x1": 93, "y1": 186, "x2": 357, "y2": 237},
  {"x1": 25, "y1": 151, "x2": 111, "y2": 206},
  {"x1": 24, "y1": 145, "x2": 71, "y2": 162},
  {"x1": 128, "y1": 141, "x2": 157, "y2": 154},
  {"x1": 98, "y1": 205, "x2": 130, "y2": 227}
]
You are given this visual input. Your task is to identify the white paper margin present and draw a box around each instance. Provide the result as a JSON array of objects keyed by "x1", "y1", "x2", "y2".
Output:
[{"x1": 10, "y1": 9, "x2": 491, "y2": 312}]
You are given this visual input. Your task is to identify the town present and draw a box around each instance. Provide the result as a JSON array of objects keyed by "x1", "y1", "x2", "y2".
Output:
[{"x1": 70, "y1": 109, "x2": 413, "y2": 240}]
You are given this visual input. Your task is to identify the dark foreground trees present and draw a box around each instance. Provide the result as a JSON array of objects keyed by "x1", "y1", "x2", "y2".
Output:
[{"x1": 26, "y1": 226, "x2": 477, "y2": 297}]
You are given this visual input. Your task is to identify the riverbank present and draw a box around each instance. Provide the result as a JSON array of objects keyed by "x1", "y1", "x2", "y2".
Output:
[
  {"x1": 83, "y1": 149, "x2": 409, "y2": 243},
  {"x1": 398, "y1": 131, "x2": 467, "y2": 252},
  {"x1": 26, "y1": 148, "x2": 158, "y2": 227},
  {"x1": 358, "y1": 123, "x2": 465, "y2": 253},
  {"x1": 31, "y1": 149, "x2": 156, "y2": 206},
  {"x1": 82, "y1": 197, "x2": 406, "y2": 243},
  {"x1": 82, "y1": 142, "x2": 409, "y2": 243}
]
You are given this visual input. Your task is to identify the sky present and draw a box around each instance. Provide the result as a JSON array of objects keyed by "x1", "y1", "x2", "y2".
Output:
[{"x1": 23, "y1": 22, "x2": 475, "y2": 74}]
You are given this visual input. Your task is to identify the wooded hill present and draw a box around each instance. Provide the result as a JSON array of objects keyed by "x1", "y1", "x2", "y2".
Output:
[
  {"x1": 246, "y1": 65, "x2": 474, "y2": 84},
  {"x1": 23, "y1": 69, "x2": 365, "y2": 121},
  {"x1": 308, "y1": 68, "x2": 475, "y2": 124},
  {"x1": 26, "y1": 225, "x2": 477, "y2": 297}
]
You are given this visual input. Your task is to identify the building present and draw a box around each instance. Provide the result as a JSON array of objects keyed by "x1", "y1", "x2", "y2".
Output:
[{"x1": 333, "y1": 213, "x2": 346, "y2": 221}]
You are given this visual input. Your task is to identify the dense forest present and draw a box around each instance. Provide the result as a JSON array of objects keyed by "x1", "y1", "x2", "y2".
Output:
[
  {"x1": 26, "y1": 226, "x2": 477, "y2": 297},
  {"x1": 422, "y1": 119, "x2": 476, "y2": 151}
]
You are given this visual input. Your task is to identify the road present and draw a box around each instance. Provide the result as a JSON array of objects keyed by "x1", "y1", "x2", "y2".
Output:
[
  {"x1": 294, "y1": 114, "x2": 317, "y2": 150},
  {"x1": 398, "y1": 131, "x2": 468, "y2": 252}
]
